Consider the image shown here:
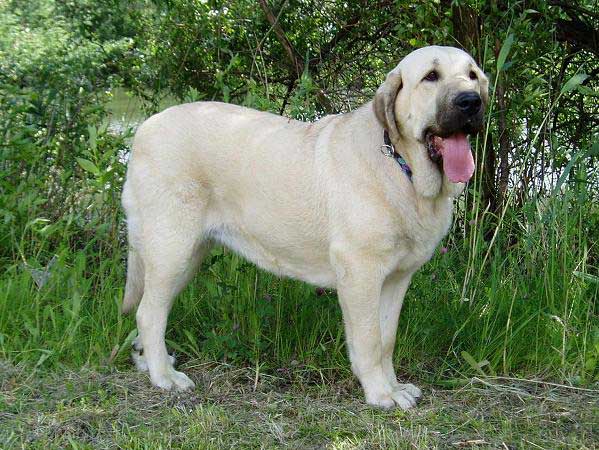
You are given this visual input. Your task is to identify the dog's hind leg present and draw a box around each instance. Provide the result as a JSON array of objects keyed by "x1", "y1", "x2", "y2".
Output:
[{"x1": 131, "y1": 189, "x2": 211, "y2": 390}]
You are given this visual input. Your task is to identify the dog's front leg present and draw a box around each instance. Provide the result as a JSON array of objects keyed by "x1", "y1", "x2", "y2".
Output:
[
  {"x1": 333, "y1": 252, "x2": 416, "y2": 409},
  {"x1": 379, "y1": 272, "x2": 422, "y2": 404}
]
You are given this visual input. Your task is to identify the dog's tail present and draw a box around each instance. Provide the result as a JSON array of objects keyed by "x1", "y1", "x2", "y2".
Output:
[{"x1": 122, "y1": 248, "x2": 144, "y2": 315}]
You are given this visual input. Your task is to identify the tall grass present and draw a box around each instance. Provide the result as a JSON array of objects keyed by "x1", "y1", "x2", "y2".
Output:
[{"x1": 1, "y1": 179, "x2": 596, "y2": 383}]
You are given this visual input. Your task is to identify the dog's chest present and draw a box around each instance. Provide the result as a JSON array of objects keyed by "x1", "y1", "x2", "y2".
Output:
[{"x1": 389, "y1": 200, "x2": 453, "y2": 272}]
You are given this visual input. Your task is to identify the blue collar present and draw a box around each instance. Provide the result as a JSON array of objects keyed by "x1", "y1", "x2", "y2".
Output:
[{"x1": 381, "y1": 130, "x2": 412, "y2": 180}]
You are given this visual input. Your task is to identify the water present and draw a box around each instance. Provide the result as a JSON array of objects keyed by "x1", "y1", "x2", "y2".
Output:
[
  {"x1": 106, "y1": 88, "x2": 177, "y2": 134},
  {"x1": 105, "y1": 88, "x2": 146, "y2": 134}
]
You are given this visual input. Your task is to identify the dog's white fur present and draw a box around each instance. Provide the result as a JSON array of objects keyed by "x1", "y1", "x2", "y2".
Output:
[{"x1": 122, "y1": 46, "x2": 488, "y2": 409}]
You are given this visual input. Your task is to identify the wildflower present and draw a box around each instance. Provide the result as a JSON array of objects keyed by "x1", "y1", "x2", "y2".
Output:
[{"x1": 440, "y1": 247, "x2": 448, "y2": 254}]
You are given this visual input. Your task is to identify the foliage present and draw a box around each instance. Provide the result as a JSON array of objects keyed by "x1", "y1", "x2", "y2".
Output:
[{"x1": 0, "y1": 1, "x2": 131, "y2": 265}]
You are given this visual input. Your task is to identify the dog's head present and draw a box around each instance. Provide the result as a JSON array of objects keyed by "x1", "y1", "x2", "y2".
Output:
[{"x1": 374, "y1": 46, "x2": 489, "y2": 197}]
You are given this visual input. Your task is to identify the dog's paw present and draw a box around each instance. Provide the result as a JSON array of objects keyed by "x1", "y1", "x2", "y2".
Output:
[
  {"x1": 151, "y1": 368, "x2": 195, "y2": 391},
  {"x1": 131, "y1": 337, "x2": 148, "y2": 372},
  {"x1": 389, "y1": 388, "x2": 418, "y2": 410},
  {"x1": 394, "y1": 383, "x2": 422, "y2": 399},
  {"x1": 366, "y1": 394, "x2": 396, "y2": 409},
  {"x1": 366, "y1": 384, "x2": 421, "y2": 410}
]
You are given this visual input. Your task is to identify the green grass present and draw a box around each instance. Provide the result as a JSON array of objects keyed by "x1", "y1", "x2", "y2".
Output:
[
  {"x1": 1, "y1": 122, "x2": 597, "y2": 450},
  {"x1": 0, "y1": 188, "x2": 596, "y2": 383}
]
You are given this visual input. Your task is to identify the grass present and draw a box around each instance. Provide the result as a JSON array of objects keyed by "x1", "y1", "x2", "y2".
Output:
[
  {"x1": 1, "y1": 187, "x2": 596, "y2": 381},
  {"x1": 1, "y1": 361, "x2": 597, "y2": 449}
]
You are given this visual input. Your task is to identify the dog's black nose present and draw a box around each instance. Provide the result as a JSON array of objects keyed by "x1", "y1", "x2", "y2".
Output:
[{"x1": 454, "y1": 92, "x2": 482, "y2": 116}]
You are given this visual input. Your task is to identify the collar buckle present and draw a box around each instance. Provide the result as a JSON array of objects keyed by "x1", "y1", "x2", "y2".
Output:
[{"x1": 380, "y1": 144, "x2": 395, "y2": 158}]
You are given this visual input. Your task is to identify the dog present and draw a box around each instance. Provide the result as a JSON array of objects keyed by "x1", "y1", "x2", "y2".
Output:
[{"x1": 121, "y1": 45, "x2": 488, "y2": 409}]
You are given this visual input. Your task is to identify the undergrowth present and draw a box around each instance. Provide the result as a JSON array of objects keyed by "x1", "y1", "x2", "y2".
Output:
[{"x1": 1, "y1": 190, "x2": 596, "y2": 385}]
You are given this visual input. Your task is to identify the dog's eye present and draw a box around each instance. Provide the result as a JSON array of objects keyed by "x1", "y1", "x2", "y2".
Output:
[
  {"x1": 469, "y1": 71, "x2": 478, "y2": 80},
  {"x1": 423, "y1": 70, "x2": 439, "y2": 82}
]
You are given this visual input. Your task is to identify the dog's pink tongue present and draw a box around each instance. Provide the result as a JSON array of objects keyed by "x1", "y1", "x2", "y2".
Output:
[{"x1": 437, "y1": 133, "x2": 475, "y2": 183}]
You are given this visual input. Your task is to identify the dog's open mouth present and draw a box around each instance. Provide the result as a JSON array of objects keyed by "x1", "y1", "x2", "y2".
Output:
[{"x1": 426, "y1": 133, "x2": 475, "y2": 183}]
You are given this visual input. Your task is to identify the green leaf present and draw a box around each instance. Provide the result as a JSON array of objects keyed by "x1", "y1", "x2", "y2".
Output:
[
  {"x1": 165, "y1": 338, "x2": 188, "y2": 358},
  {"x1": 76, "y1": 157, "x2": 100, "y2": 176},
  {"x1": 182, "y1": 328, "x2": 201, "y2": 357},
  {"x1": 573, "y1": 271, "x2": 599, "y2": 284},
  {"x1": 435, "y1": 378, "x2": 469, "y2": 388},
  {"x1": 553, "y1": 140, "x2": 598, "y2": 194},
  {"x1": 113, "y1": 329, "x2": 138, "y2": 361},
  {"x1": 553, "y1": 153, "x2": 580, "y2": 193},
  {"x1": 496, "y1": 34, "x2": 514, "y2": 72},
  {"x1": 561, "y1": 74, "x2": 588, "y2": 95},
  {"x1": 585, "y1": 357, "x2": 596, "y2": 372},
  {"x1": 88, "y1": 124, "x2": 97, "y2": 152},
  {"x1": 577, "y1": 85, "x2": 598, "y2": 97},
  {"x1": 203, "y1": 277, "x2": 219, "y2": 298},
  {"x1": 587, "y1": 140, "x2": 599, "y2": 157}
]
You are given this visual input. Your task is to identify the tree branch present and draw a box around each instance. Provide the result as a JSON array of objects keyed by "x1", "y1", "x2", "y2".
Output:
[
  {"x1": 549, "y1": 1, "x2": 599, "y2": 56},
  {"x1": 258, "y1": 0, "x2": 334, "y2": 113},
  {"x1": 258, "y1": 0, "x2": 304, "y2": 77}
]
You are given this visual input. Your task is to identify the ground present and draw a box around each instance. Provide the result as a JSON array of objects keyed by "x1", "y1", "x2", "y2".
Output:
[{"x1": 1, "y1": 361, "x2": 597, "y2": 449}]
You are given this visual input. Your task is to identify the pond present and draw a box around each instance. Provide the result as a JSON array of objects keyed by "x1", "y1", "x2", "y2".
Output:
[{"x1": 105, "y1": 88, "x2": 177, "y2": 135}]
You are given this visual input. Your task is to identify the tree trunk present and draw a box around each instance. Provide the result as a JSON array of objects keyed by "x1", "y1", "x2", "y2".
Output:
[{"x1": 446, "y1": 1, "x2": 498, "y2": 212}]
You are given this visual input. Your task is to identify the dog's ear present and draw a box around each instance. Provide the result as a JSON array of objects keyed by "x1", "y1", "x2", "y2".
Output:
[{"x1": 373, "y1": 68, "x2": 402, "y2": 142}]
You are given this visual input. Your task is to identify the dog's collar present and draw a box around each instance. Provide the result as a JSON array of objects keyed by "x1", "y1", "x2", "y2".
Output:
[{"x1": 381, "y1": 130, "x2": 412, "y2": 181}]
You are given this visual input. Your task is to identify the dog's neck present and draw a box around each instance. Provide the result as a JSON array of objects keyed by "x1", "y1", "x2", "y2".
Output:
[
  {"x1": 381, "y1": 129, "x2": 413, "y2": 181},
  {"x1": 339, "y1": 103, "x2": 465, "y2": 202}
]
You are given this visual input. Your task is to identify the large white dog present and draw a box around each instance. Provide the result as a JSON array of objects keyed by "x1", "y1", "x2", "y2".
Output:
[{"x1": 122, "y1": 46, "x2": 488, "y2": 409}]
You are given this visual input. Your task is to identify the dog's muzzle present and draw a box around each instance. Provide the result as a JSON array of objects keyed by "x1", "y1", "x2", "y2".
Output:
[{"x1": 424, "y1": 91, "x2": 485, "y2": 184}]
